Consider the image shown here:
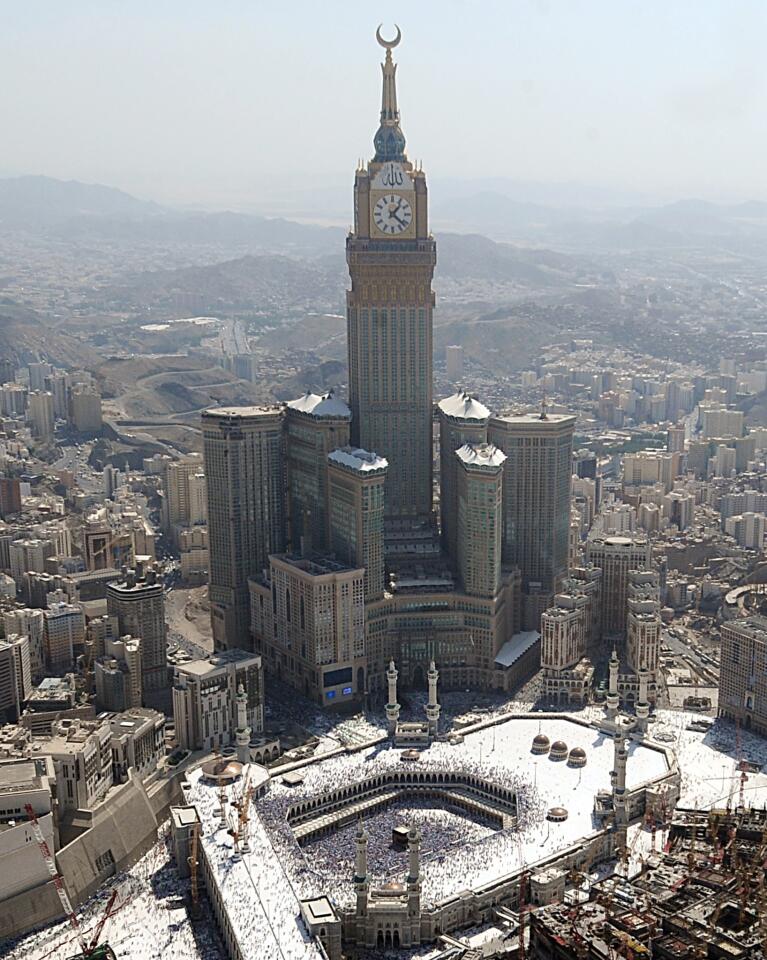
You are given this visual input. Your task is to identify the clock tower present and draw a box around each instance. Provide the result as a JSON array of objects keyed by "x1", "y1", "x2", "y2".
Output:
[{"x1": 346, "y1": 26, "x2": 436, "y2": 528}]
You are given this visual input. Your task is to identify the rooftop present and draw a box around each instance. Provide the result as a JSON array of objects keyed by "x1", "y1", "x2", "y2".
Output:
[
  {"x1": 328, "y1": 446, "x2": 388, "y2": 474},
  {"x1": 438, "y1": 390, "x2": 491, "y2": 422},
  {"x1": 456, "y1": 442, "x2": 506, "y2": 470},
  {"x1": 287, "y1": 390, "x2": 351, "y2": 420}
]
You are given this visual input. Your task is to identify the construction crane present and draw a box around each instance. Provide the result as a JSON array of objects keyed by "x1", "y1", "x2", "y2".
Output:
[{"x1": 24, "y1": 803, "x2": 117, "y2": 960}]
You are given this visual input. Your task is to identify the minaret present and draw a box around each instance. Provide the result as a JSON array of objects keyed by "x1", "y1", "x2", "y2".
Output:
[
  {"x1": 235, "y1": 682, "x2": 251, "y2": 764},
  {"x1": 406, "y1": 824, "x2": 421, "y2": 920},
  {"x1": 635, "y1": 667, "x2": 650, "y2": 735},
  {"x1": 612, "y1": 732, "x2": 629, "y2": 856},
  {"x1": 425, "y1": 660, "x2": 440, "y2": 739},
  {"x1": 354, "y1": 820, "x2": 369, "y2": 920},
  {"x1": 386, "y1": 659, "x2": 400, "y2": 737},
  {"x1": 606, "y1": 648, "x2": 620, "y2": 721}
]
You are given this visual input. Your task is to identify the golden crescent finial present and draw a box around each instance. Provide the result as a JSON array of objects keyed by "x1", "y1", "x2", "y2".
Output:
[{"x1": 376, "y1": 24, "x2": 401, "y2": 49}]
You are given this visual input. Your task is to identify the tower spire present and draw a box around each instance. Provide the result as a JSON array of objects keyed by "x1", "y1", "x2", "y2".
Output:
[{"x1": 373, "y1": 25, "x2": 406, "y2": 162}]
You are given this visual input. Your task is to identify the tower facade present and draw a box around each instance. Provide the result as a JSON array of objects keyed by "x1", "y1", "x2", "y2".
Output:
[
  {"x1": 346, "y1": 31, "x2": 436, "y2": 527},
  {"x1": 327, "y1": 448, "x2": 388, "y2": 603},
  {"x1": 437, "y1": 392, "x2": 490, "y2": 570},
  {"x1": 455, "y1": 443, "x2": 506, "y2": 598},
  {"x1": 488, "y1": 410, "x2": 576, "y2": 628},
  {"x1": 202, "y1": 406, "x2": 286, "y2": 649},
  {"x1": 285, "y1": 392, "x2": 351, "y2": 554}
]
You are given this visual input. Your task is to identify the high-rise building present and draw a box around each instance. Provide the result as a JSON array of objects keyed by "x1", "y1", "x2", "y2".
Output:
[
  {"x1": 202, "y1": 406, "x2": 286, "y2": 649},
  {"x1": 437, "y1": 392, "x2": 490, "y2": 570},
  {"x1": 70, "y1": 384, "x2": 103, "y2": 434},
  {"x1": 9, "y1": 537, "x2": 55, "y2": 587},
  {"x1": 172, "y1": 648, "x2": 264, "y2": 752},
  {"x1": 455, "y1": 443, "x2": 505, "y2": 599},
  {"x1": 45, "y1": 371, "x2": 70, "y2": 420},
  {"x1": 94, "y1": 634, "x2": 142, "y2": 712},
  {"x1": 327, "y1": 447, "x2": 387, "y2": 603},
  {"x1": 3, "y1": 607, "x2": 44, "y2": 680},
  {"x1": 163, "y1": 454, "x2": 206, "y2": 538},
  {"x1": 106, "y1": 567, "x2": 167, "y2": 695},
  {"x1": 0, "y1": 358, "x2": 16, "y2": 384},
  {"x1": 488, "y1": 410, "x2": 576, "y2": 628},
  {"x1": 250, "y1": 554, "x2": 366, "y2": 705},
  {"x1": 0, "y1": 477, "x2": 22, "y2": 518},
  {"x1": 43, "y1": 601, "x2": 85, "y2": 674},
  {"x1": 701, "y1": 404, "x2": 744, "y2": 440},
  {"x1": 346, "y1": 34, "x2": 436, "y2": 527},
  {"x1": 0, "y1": 382, "x2": 27, "y2": 417},
  {"x1": 540, "y1": 593, "x2": 592, "y2": 705},
  {"x1": 28, "y1": 390, "x2": 54, "y2": 441},
  {"x1": 719, "y1": 616, "x2": 767, "y2": 736},
  {"x1": 666, "y1": 424, "x2": 686, "y2": 454},
  {"x1": 28, "y1": 361, "x2": 53, "y2": 393},
  {"x1": 725, "y1": 512, "x2": 766, "y2": 551},
  {"x1": 585, "y1": 535, "x2": 652, "y2": 639},
  {"x1": 625, "y1": 568, "x2": 661, "y2": 703},
  {"x1": 285, "y1": 391, "x2": 351, "y2": 554},
  {"x1": 0, "y1": 634, "x2": 32, "y2": 722},
  {"x1": 445, "y1": 345, "x2": 464, "y2": 383}
]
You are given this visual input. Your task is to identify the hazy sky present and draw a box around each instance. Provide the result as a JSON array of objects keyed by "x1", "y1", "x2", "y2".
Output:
[{"x1": 2, "y1": 1, "x2": 766, "y2": 209}]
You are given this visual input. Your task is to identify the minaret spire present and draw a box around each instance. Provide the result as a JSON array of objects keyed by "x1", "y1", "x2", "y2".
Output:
[{"x1": 373, "y1": 25, "x2": 406, "y2": 162}]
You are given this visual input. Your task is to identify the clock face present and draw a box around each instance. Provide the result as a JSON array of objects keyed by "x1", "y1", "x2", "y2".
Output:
[{"x1": 373, "y1": 194, "x2": 413, "y2": 235}]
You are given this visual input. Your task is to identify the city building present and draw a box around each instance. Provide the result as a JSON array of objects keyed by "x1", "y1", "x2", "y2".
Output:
[
  {"x1": 94, "y1": 634, "x2": 142, "y2": 712},
  {"x1": 285, "y1": 391, "x2": 351, "y2": 554},
  {"x1": 327, "y1": 447, "x2": 387, "y2": 603},
  {"x1": 44, "y1": 716, "x2": 113, "y2": 813},
  {"x1": 0, "y1": 634, "x2": 32, "y2": 722},
  {"x1": 69, "y1": 384, "x2": 103, "y2": 434},
  {"x1": 345, "y1": 41, "x2": 436, "y2": 530},
  {"x1": 585, "y1": 535, "x2": 652, "y2": 639},
  {"x1": 106, "y1": 566, "x2": 167, "y2": 697},
  {"x1": 107, "y1": 707, "x2": 165, "y2": 783},
  {"x1": 162, "y1": 454, "x2": 206, "y2": 542},
  {"x1": 540, "y1": 592, "x2": 592, "y2": 705},
  {"x1": 488, "y1": 409, "x2": 576, "y2": 628},
  {"x1": 3, "y1": 607, "x2": 45, "y2": 679},
  {"x1": 27, "y1": 390, "x2": 54, "y2": 441},
  {"x1": 202, "y1": 406, "x2": 286, "y2": 649},
  {"x1": 43, "y1": 601, "x2": 85, "y2": 674},
  {"x1": 445, "y1": 344, "x2": 464, "y2": 382},
  {"x1": 172, "y1": 648, "x2": 264, "y2": 753},
  {"x1": 178, "y1": 525, "x2": 208, "y2": 585},
  {"x1": 250, "y1": 555, "x2": 366, "y2": 705},
  {"x1": 719, "y1": 616, "x2": 767, "y2": 735},
  {"x1": 437, "y1": 391, "x2": 490, "y2": 571},
  {"x1": 724, "y1": 511, "x2": 766, "y2": 551},
  {"x1": 455, "y1": 443, "x2": 506, "y2": 598}
]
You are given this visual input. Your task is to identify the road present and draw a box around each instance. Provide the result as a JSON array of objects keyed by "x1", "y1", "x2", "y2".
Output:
[
  {"x1": 54, "y1": 441, "x2": 102, "y2": 494},
  {"x1": 662, "y1": 628, "x2": 719, "y2": 684}
]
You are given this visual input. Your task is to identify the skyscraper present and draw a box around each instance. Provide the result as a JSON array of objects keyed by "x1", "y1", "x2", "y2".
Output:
[
  {"x1": 346, "y1": 28, "x2": 436, "y2": 528},
  {"x1": 106, "y1": 568, "x2": 167, "y2": 696},
  {"x1": 437, "y1": 392, "x2": 490, "y2": 571},
  {"x1": 285, "y1": 391, "x2": 351, "y2": 554},
  {"x1": 455, "y1": 443, "x2": 505, "y2": 599},
  {"x1": 327, "y1": 447, "x2": 388, "y2": 603},
  {"x1": 202, "y1": 406, "x2": 286, "y2": 649},
  {"x1": 585, "y1": 535, "x2": 652, "y2": 639},
  {"x1": 488, "y1": 409, "x2": 576, "y2": 628}
]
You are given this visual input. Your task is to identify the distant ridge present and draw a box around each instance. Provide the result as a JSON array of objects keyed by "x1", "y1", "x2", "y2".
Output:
[{"x1": 0, "y1": 174, "x2": 162, "y2": 223}]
